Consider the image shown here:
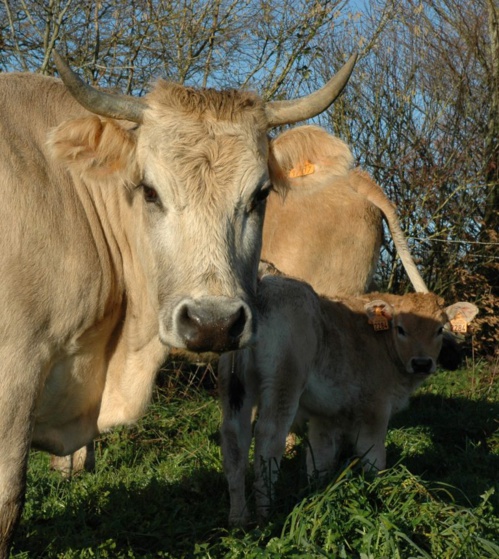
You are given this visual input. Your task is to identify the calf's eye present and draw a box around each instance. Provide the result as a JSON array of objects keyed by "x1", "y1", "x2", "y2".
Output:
[{"x1": 397, "y1": 326, "x2": 406, "y2": 337}]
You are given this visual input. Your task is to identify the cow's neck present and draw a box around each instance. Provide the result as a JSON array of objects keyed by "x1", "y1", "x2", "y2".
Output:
[{"x1": 77, "y1": 178, "x2": 168, "y2": 431}]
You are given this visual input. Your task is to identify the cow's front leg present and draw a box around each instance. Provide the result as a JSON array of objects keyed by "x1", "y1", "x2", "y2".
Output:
[
  {"x1": 50, "y1": 442, "x2": 95, "y2": 478},
  {"x1": 0, "y1": 356, "x2": 39, "y2": 559},
  {"x1": 306, "y1": 416, "x2": 342, "y2": 479}
]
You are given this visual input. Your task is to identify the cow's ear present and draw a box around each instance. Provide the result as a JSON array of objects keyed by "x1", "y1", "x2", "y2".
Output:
[
  {"x1": 48, "y1": 116, "x2": 138, "y2": 183},
  {"x1": 445, "y1": 302, "x2": 479, "y2": 334},
  {"x1": 365, "y1": 299, "x2": 394, "y2": 331}
]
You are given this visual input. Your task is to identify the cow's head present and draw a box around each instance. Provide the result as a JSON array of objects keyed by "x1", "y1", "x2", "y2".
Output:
[
  {"x1": 365, "y1": 294, "x2": 478, "y2": 376},
  {"x1": 48, "y1": 52, "x2": 356, "y2": 354}
]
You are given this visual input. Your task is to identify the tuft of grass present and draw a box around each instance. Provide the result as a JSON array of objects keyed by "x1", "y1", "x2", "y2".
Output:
[
  {"x1": 278, "y1": 464, "x2": 499, "y2": 559},
  {"x1": 10, "y1": 358, "x2": 499, "y2": 558}
]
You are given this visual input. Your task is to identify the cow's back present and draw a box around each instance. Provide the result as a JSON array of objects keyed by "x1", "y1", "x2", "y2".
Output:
[{"x1": 262, "y1": 172, "x2": 383, "y2": 296}]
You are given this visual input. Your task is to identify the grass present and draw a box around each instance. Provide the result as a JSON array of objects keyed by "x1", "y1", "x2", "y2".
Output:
[{"x1": 9, "y1": 357, "x2": 499, "y2": 558}]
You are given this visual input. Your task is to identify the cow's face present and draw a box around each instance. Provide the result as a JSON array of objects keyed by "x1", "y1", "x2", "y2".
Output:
[
  {"x1": 365, "y1": 295, "x2": 478, "y2": 376},
  {"x1": 134, "y1": 90, "x2": 271, "y2": 352}
]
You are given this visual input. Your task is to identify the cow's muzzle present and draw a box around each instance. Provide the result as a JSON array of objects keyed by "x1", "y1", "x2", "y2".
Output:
[{"x1": 171, "y1": 297, "x2": 253, "y2": 353}]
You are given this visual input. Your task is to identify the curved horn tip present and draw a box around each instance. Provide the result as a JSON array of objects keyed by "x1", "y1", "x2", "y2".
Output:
[
  {"x1": 52, "y1": 49, "x2": 63, "y2": 67},
  {"x1": 51, "y1": 50, "x2": 145, "y2": 124},
  {"x1": 52, "y1": 50, "x2": 71, "y2": 75},
  {"x1": 265, "y1": 51, "x2": 358, "y2": 128}
]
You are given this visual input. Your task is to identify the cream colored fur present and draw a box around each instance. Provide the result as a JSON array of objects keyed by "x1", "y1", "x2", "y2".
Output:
[{"x1": 0, "y1": 69, "x2": 297, "y2": 556}]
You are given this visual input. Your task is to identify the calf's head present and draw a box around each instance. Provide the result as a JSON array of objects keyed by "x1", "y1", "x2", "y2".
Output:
[
  {"x1": 49, "y1": 52, "x2": 356, "y2": 354},
  {"x1": 365, "y1": 294, "x2": 478, "y2": 375}
]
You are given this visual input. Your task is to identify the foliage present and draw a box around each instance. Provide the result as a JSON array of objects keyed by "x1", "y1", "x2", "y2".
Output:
[{"x1": 9, "y1": 359, "x2": 499, "y2": 558}]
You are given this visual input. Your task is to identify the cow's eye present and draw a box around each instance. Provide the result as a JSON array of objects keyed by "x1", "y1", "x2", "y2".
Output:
[
  {"x1": 143, "y1": 185, "x2": 159, "y2": 204},
  {"x1": 397, "y1": 326, "x2": 406, "y2": 337},
  {"x1": 249, "y1": 186, "x2": 272, "y2": 212},
  {"x1": 437, "y1": 326, "x2": 444, "y2": 336}
]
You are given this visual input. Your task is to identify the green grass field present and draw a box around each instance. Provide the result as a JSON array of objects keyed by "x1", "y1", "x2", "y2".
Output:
[{"x1": 10, "y1": 357, "x2": 499, "y2": 558}]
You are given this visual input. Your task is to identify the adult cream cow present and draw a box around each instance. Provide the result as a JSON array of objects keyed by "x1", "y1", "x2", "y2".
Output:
[
  {"x1": 219, "y1": 272, "x2": 478, "y2": 525},
  {"x1": 263, "y1": 124, "x2": 428, "y2": 296},
  {"x1": 0, "y1": 51, "x2": 356, "y2": 555}
]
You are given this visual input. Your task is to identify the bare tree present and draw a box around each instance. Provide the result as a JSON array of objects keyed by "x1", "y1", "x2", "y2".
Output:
[
  {"x1": 0, "y1": 0, "x2": 347, "y2": 98},
  {"x1": 311, "y1": 0, "x2": 497, "y2": 354}
]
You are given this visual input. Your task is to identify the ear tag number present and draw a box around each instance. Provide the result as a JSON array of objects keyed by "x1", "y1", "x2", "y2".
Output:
[
  {"x1": 450, "y1": 313, "x2": 467, "y2": 333},
  {"x1": 368, "y1": 306, "x2": 390, "y2": 332}
]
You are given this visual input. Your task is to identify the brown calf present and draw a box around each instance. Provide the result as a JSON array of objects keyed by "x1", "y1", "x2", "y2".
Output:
[{"x1": 218, "y1": 274, "x2": 478, "y2": 525}]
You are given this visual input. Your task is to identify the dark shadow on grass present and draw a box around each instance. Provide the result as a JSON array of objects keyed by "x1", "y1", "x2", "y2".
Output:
[
  {"x1": 387, "y1": 392, "x2": 499, "y2": 511},
  {"x1": 12, "y1": 461, "x2": 231, "y2": 558}
]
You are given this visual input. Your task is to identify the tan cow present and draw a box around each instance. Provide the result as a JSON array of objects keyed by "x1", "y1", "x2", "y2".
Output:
[
  {"x1": 0, "y1": 51, "x2": 356, "y2": 555},
  {"x1": 264, "y1": 125, "x2": 464, "y2": 371},
  {"x1": 263, "y1": 124, "x2": 429, "y2": 296},
  {"x1": 218, "y1": 273, "x2": 477, "y2": 525}
]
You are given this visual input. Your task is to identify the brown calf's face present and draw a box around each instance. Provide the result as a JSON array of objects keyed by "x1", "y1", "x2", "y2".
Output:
[
  {"x1": 365, "y1": 295, "x2": 478, "y2": 376},
  {"x1": 391, "y1": 306, "x2": 446, "y2": 375}
]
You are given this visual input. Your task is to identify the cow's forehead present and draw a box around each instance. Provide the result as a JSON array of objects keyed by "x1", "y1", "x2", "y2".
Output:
[
  {"x1": 141, "y1": 79, "x2": 269, "y2": 147},
  {"x1": 136, "y1": 81, "x2": 270, "y2": 205}
]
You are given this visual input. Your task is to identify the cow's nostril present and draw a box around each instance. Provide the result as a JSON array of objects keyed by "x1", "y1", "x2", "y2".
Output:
[
  {"x1": 227, "y1": 306, "x2": 247, "y2": 340},
  {"x1": 411, "y1": 357, "x2": 433, "y2": 374},
  {"x1": 178, "y1": 304, "x2": 201, "y2": 335}
]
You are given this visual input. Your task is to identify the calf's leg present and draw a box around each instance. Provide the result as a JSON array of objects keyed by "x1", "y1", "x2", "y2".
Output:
[
  {"x1": 353, "y1": 413, "x2": 390, "y2": 471},
  {"x1": 306, "y1": 417, "x2": 342, "y2": 479},
  {"x1": 219, "y1": 353, "x2": 257, "y2": 527},
  {"x1": 252, "y1": 384, "x2": 301, "y2": 520}
]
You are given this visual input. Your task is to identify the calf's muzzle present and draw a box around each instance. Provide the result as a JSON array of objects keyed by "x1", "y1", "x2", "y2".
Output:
[{"x1": 410, "y1": 357, "x2": 434, "y2": 375}]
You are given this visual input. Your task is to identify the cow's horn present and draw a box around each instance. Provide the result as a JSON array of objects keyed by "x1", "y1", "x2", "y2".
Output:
[
  {"x1": 265, "y1": 53, "x2": 357, "y2": 128},
  {"x1": 53, "y1": 51, "x2": 145, "y2": 123}
]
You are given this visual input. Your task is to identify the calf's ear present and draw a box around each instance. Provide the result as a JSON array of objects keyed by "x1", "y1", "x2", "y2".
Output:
[
  {"x1": 439, "y1": 302, "x2": 479, "y2": 369},
  {"x1": 364, "y1": 299, "x2": 394, "y2": 331},
  {"x1": 48, "y1": 116, "x2": 139, "y2": 184},
  {"x1": 445, "y1": 302, "x2": 479, "y2": 333}
]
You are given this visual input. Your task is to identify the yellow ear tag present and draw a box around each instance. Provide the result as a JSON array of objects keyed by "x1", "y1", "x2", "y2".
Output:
[
  {"x1": 288, "y1": 161, "x2": 315, "y2": 178},
  {"x1": 450, "y1": 312, "x2": 467, "y2": 333},
  {"x1": 368, "y1": 306, "x2": 390, "y2": 332}
]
